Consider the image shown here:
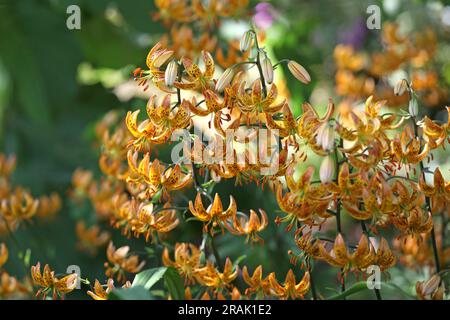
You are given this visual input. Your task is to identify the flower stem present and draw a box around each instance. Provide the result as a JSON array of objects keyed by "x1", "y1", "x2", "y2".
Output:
[
  {"x1": 251, "y1": 30, "x2": 268, "y2": 98},
  {"x1": 333, "y1": 138, "x2": 346, "y2": 295},
  {"x1": 360, "y1": 220, "x2": 382, "y2": 300},
  {"x1": 307, "y1": 259, "x2": 318, "y2": 300},
  {"x1": 412, "y1": 116, "x2": 441, "y2": 273},
  {"x1": 209, "y1": 234, "x2": 223, "y2": 269}
]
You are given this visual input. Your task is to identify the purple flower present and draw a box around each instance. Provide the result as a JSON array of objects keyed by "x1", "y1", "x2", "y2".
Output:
[
  {"x1": 254, "y1": 2, "x2": 276, "y2": 30},
  {"x1": 338, "y1": 18, "x2": 368, "y2": 49}
]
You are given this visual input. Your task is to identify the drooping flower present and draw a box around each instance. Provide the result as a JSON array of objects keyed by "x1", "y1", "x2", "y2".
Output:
[
  {"x1": 242, "y1": 265, "x2": 271, "y2": 297},
  {"x1": 87, "y1": 278, "x2": 131, "y2": 300},
  {"x1": 162, "y1": 243, "x2": 202, "y2": 284},
  {"x1": 268, "y1": 269, "x2": 310, "y2": 300},
  {"x1": 174, "y1": 51, "x2": 215, "y2": 91},
  {"x1": 31, "y1": 263, "x2": 78, "y2": 299},
  {"x1": 189, "y1": 193, "x2": 237, "y2": 233},
  {"x1": 195, "y1": 258, "x2": 238, "y2": 290},
  {"x1": 105, "y1": 242, "x2": 145, "y2": 283},
  {"x1": 76, "y1": 221, "x2": 111, "y2": 255},
  {"x1": 225, "y1": 209, "x2": 268, "y2": 243},
  {"x1": 419, "y1": 168, "x2": 450, "y2": 214}
]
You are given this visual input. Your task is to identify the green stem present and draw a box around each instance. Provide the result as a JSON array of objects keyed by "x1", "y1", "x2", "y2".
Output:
[
  {"x1": 412, "y1": 116, "x2": 441, "y2": 273},
  {"x1": 251, "y1": 30, "x2": 268, "y2": 98},
  {"x1": 333, "y1": 139, "x2": 345, "y2": 296},
  {"x1": 209, "y1": 234, "x2": 223, "y2": 269},
  {"x1": 360, "y1": 220, "x2": 382, "y2": 300},
  {"x1": 307, "y1": 259, "x2": 318, "y2": 300}
]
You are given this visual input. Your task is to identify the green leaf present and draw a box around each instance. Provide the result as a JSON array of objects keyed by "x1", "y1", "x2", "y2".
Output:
[
  {"x1": 132, "y1": 267, "x2": 168, "y2": 290},
  {"x1": 109, "y1": 286, "x2": 154, "y2": 300},
  {"x1": 326, "y1": 281, "x2": 415, "y2": 300},
  {"x1": 163, "y1": 267, "x2": 185, "y2": 300},
  {"x1": 326, "y1": 281, "x2": 368, "y2": 300},
  {"x1": 132, "y1": 266, "x2": 185, "y2": 300}
]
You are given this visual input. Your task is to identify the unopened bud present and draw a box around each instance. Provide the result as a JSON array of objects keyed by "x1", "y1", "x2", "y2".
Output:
[
  {"x1": 316, "y1": 123, "x2": 335, "y2": 152},
  {"x1": 164, "y1": 60, "x2": 178, "y2": 86},
  {"x1": 409, "y1": 98, "x2": 418, "y2": 117},
  {"x1": 394, "y1": 79, "x2": 409, "y2": 96},
  {"x1": 422, "y1": 275, "x2": 441, "y2": 296},
  {"x1": 288, "y1": 60, "x2": 311, "y2": 84},
  {"x1": 319, "y1": 155, "x2": 334, "y2": 184},
  {"x1": 215, "y1": 68, "x2": 234, "y2": 92},
  {"x1": 240, "y1": 31, "x2": 253, "y2": 52},
  {"x1": 261, "y1": 56, "x2": 274, "y2": 84}
]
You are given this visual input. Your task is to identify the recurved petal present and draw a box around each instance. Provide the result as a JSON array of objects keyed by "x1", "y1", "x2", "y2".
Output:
[
  {"x1": 222, "y1": 196, "x2": 237, "y2": 219},
  {"x1": 189, "y1": 193, "x2": 210, "y2": 221},
  {"x1": 295, "y1": 271, "x2": 310, "y2": 296}
]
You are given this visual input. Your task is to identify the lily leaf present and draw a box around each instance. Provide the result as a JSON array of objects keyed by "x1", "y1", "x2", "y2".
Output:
[
  {"x1": 132, "y1": 266, "x2": 185, "y2": 300},
  {"x1": 109, "y1": 286, "x2": 154, "y2": 300}
]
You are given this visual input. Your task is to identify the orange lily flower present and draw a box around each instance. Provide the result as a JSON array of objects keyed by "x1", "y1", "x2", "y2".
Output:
[
  {"x1": 127, "y1": 153, "x2": 192, "y2": 199},
  {"x1": 419, "y1": 168, "x2": 450, "y2": 214},
  {"x1": 0, "y1": 272, "x2": 32, "y2": 299},
  {"x1": 237, "y1": 80, "x2": 285, "y2": 119},
  {"x1": 146, "y1": 94, "x2": 191, "y2": 131},
  {"x1": 276, "y1": 167, "x2": 331, "y2": 228},
  {"x1": 318, "y1": 234, "x2": 376, "y2": 271},
  {"x1": 294, "y1": 227, "x2": 321, "y2": 259},
  {"x1": 297, "y1": 100, "x2": 335, "y2": 155},
  {"x1": 390, "y1": 125, "x2": 429, "y2": 165},
  {"x1": 125, "y1": 109, "x2": 159, "y2": 149},
  {"x1": 265, "y1": 104, "x2": 297, "y2": 138},
  {"x1": 268, "y1": 269, "x2": 310, "y2": 300},
  {"x1": 31, "y1": 263, "x2": 78, "y2": 299},
  {"x1": 87, "y1": 278, "x2": 131, "y2": 300},
  {"x1": 225, "y1": 209, "x2": 268, "y2": 243},
  {"x1": 76, "y1": 221, "x2": 111, "y2": 255},
  {"x1": 114, "y1": 199, "x2": 179, "y2": 240},
  {"x1": 153, "y1": 0, "x2": 192, "y2": 25},
  {"x1": 35, "y1": 193, "x2": 61, "y2": 219},
  {"x1": 174, "y1": 51, "x2": 215, "y2": 91},
  {"x1": 421, "y1": 107, "x2": 450, "y2": 149},
  {"x1": 390, "y1": 206, "x2": 433, "y2": 238},
  {"x1": 195, "y1": 257, "x2": 238, "y2": 290},
  {"x1": 141, "y1": 42, "x2": 175, "y2": 92},
  {"x1": 105, "y1": 242, "x2": 145, "y2": 283},
  {"x1": 0, "y1": 154, "x2": 15, "y2": 178},
  {"x1": 189, "y1": 193, "x2": 237, "y2": 233},
  {"x1": 1, "y1": 187, "x2": 39, "y2": 225},
  {"x1": 242, "y1": 265, "x2": 271, "y2": 297},
  {"x1": 162, "y1": 243, "x2": 202, "y2": 284},
  {"x1": 375, "y1": 238, "x2": 397, "y2": 271}
]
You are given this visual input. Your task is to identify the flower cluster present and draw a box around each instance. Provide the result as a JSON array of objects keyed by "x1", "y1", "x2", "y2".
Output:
[
  {"x1": 334, "y1": 22, "x2": 448, "y2": 108},
  {"x1": 25, "y1": 1, "x2": 449, "y2": 301},
  {"x1": 0, "y1": 154, "x2": 61, "y2": 235}
]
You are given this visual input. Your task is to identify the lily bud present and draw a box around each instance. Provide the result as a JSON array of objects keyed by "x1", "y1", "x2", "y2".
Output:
[
  {"x1": 215, "y1": 67, "x2": 234, "y2": 92},
  {"x1": 240, "y1": 30, "x2": 253, "y2": 52},
  {"x1": 319, "y1": 155, "x2": 334, "y2": 184},
  {"x1": 422, "y1": 275, "x2": 441, "y2": 296},
  {"x1": 288, "y1": 60, "x2": 311, "y2": 84},
  {"x1": 316, "y1": 123, "x2": 335, "y2": 152},
  {"x1": 164, "y1": 60, "x2": 178, "y2": 86},
  {"x1": 394, "y1": 79, "x2": 409, "y2": 96},
  {"x1": 416, "y1": 275, "x2": 444, "y2": 300},
  {"x1": 409, "y1": 98, "x2": 418, "y2": 117},
  {"x1": 261, "y1": 56, "x2": 274, "y2": 84}
]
